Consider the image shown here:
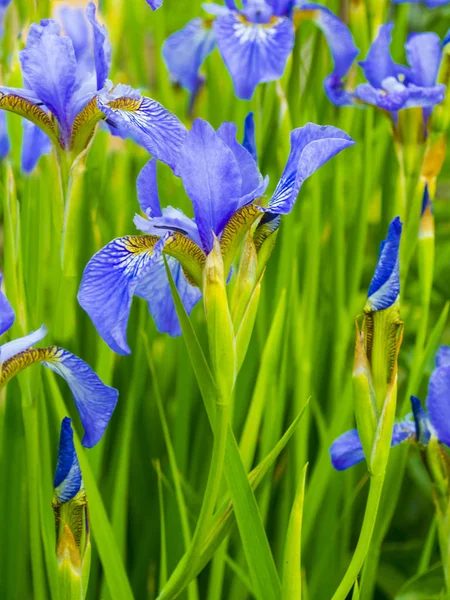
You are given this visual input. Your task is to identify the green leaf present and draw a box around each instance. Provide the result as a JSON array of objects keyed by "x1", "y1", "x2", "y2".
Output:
[{"x1": 395, "y1": 564, "x2": 445, "y2": 600}]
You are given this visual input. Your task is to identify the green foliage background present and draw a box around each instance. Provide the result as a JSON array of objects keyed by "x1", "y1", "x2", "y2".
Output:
[{"x1": 1, "y1": 0, "x2": 450, "y2": 598}]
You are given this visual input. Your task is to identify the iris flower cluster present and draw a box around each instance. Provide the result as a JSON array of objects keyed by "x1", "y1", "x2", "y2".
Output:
[{"x1": 0, "y1": 2, "x2": 186, "y2": 173}]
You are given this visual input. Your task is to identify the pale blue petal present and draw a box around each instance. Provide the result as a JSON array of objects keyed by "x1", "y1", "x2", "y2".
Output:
[
  {"x1": 175, "y1": 118, "x2": 242, "y2": 252},
  {"x1": 0, "y1": 324, "x2": 48, "y2": 363},
  {"x1": 268, "y1": 123, "x2": 354, "y2": 214},
  {"x1": 366, "y1": 217, "x2": 402, "y2": 311},
  {"x1": 57, "y1": 5, "x2": 90, "y2": 62},
  {"x1": 135, "y1": 255, "x2": 201, "y2": 336},
  {"x1": 427, "y1": 365, "x2": 450, "y2": 446},
  {"x1": 78, "y1": 236, "x2": 163, "y2": 355},
  {"x1": 0, "y1": 273, "x2": 14, "y2": 337},
  {"x1": 86, "y1": 2, "x2": 112, "y2": 90},
  {"x1": 21, "y1": 119, "x2": 52, "y2": 174},
  {"x1": 134, "y1": 206, "x2": 202, "y2": 247},
  {"x1": 43, "y1": 348, "x2": 118, "y2": 447},
  {"x1": 54, "y1": 418, "x2": 82, "y2": 503},
  {"x1": 436, "y1": 346, "x2": 450, "y2": 368},
  {"x1": 202, "y1": 2, "x2": 231, "y2": 15},
  {"x1": 359, "y1": 23, "x2": 406, "y2": 89},
  {"x1": 405, "y1": 33, "x2": 442, "y2": 88},
  {"x1": 137, "y1": 159, "x2": 161, "y2": 217},
  {"x1": 213, "y1": 12, "x2": 294, "y2": 100},
  {"x1": 162, "y1": 19, "x2": 216, "y2": 93},
  {"x1": 146, "y1": 0, "x2": 163, "y2": 9}
]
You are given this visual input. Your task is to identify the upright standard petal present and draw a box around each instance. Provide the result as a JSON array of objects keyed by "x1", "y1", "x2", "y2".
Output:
[
  {"x1": 436, "y1": 346, "x2": 450, "y2": 368},
  {"x1": 54, "y1": 418, "x2": 82, "y2": 503},
  {"x1": 137, "y1": 159, "x2": 162, "y2": 216},
  {"x1": 411, "y1": 396, "x2": 432, "y2": 444},
  {"x1": 0, "y1": 273, "x2": 14, "y2": 337},
  {"x1": 135, "y1": 255, "x2": 202, "y2": 336},
  {"x1": 268, "y1": 123, "x2": 354, "y2": 214},
  {"x1": 427, "y1": 363, "x2": 450, "y2": 447},
  {"x1": 78, "y1": 235, "x2": 161, "y2": 355},
  {"x1": 242, "y1": 112, "x2": 257, "y2": 162},
  {"x1": 162, "y1": 19, "x2": 216, "y2": 94},
  {"x1": 0, "y1": 324, "x2": 48, "y2": 364},
  {"x1": 98, "y1": 92, "x2": 188, "y2": 170},
  {"x1": 0, "y1": 112, "x2": 9, "y2": 159},
  {"x1": 213, "y1": 12, "x2": 294, "y2": 100},
  {"x1": 405, "y1": 33, "x2": 442, "y2": 88},
  {"x1": 43, "y1": 348, "x2": 118, "y2": 448},
  {"x1": 86, "y1": 2, "x2": 112, "y2": 90},
  {"x1": 21, "y1": 120, "x2": 52, "y2": 174},
  {"x1": 366, "y1": 217, "x2": 402, "y2": 311},
  {"x1": 359, "y1": 23, "x2": 406, "y2": 89},
  {"x1": 57, "y1": 5, "x2": 90, "y2": 62},
  {"x1": 146, "y1": 0, "x2": 163, "y2": 9},
  {"x1": 20, "y1": 25, "x2": 77, "y2": 141},
  {"x1": 175, "y1": 118, "x2": 242, "y2": 252}
]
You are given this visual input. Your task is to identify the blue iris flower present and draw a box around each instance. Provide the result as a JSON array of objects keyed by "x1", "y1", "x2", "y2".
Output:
[
  {"x1": 78, "y1": 116, "x2": 354, "y2": 354},
  {"x1": 327, "y1": 22, "x2": 447, "y2": 123},
  {"x1": 0, "y1": 274, "x2": 118, "y2": 447},
  {"x1": 0, "y1": 2, "x2": 187, "y2": 173},
  {"x1": 330, "y1": 346, "x2": 450, "y2": 470},
  {"x1": 54, "y1": 417, "x2": 83, "y2": 504},
  {"x1": 162, "y1": 1, "x2": 358, "y2": 101},
  {"x1": 145, "y1": 0, "x2": 163, "y2": 9},
  {"x1": 392, "y1": 0, "x2": 450, "y2": 7}
]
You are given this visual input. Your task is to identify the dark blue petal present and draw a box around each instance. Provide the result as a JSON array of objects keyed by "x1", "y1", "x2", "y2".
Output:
[
  {"x1": 0, "y1": 325, "x2": 47, "y2": 363},
  {"x1": 175, "y1": 118, "x2": 242, "y2": 252},
  {"x1": 329, "y1": 429, "x2": 365, "y2": 471},
  {"x1": 135, "y1": 255, "x2": 201, "y2": 336},
  {"x1": 78, "y1": 236, "x2": 163, "y2": 355},
  {"x1": 146, "y1": 0, "x2": 163, "y2": 9},
  {"x1": 266, "y1": 0, "x2": 293, "y2": 16},
  {"x1": 426, "y1": 365, "x2": 450, "y2": 446},
  {"x1": 43, "y1": 349, "x2": 118, "y2": 448},
  {"x1": 421, "y1": 184, "x2": 431, "y2": 216},
  {"x1": 217, "y1": 121, "x2": 262, "y2": 198},
  {"x1": 0, "y1": 273, "x2": 14, "y2": 337},
  {"x1": 20, "y1": 21, "x2": 77, "y2": 141},
  {"x1": 137, "y1": 159, "x2": 162, "y2": 217},
  {"x1": 436, "y1": 346, "x2": 450, "y2": 368},
  {"x1": 300, "y1": 4, "x2": 359, "y2": 78},
  {"x1": 213, "y1": 11, "x2": 294, "y2": 100},
  {"x1": 54, "y1": 418, "x2": 82, "y2": 503},
  {"x1": 86, "y1": 2, "x2": 112, "y2": 90},
  {"x1": 324, "y1": 74, "x2": 355, "y2": 107},
  {"x1": 21, "y1": 120, "x2": 52, "y2": 174},
  {"x1": 98, "y1": 92, "x2": 188, "y2": 170},
  {"x1": 242, "y1": 112, "x2": 257, "y2": 162},
  {"x1": 411, "y1": 396, "x2": 431, "y2": 444},
  {"x1": 134, "y1": 207, "x2": 202, "y2": 248},
  {"x1": 405, "y1": 33, "x2": 442, "y2": 88},
  {"x1": 268, "y1": 123, "x2": 354, "y2": 214},
  {"x1": 162, "y1": 19, "x2": 216, "y2": 94},
  {"x1": 366, "y1": 217, "x2": 402, "y2": 311},
  {"x1": 0, "y1": 112, "x2": 9, "y2": 159},
  {"x1": 359, "y1": 23, "x2": 406, "y2": 89}
]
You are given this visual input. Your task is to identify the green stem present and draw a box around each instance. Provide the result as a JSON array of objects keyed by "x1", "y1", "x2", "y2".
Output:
[
  {"x1": 157, "y1": 396, "x2": 229, "y2": 600},
  {"x1": 332, "y1": 474, "x2": 385, "y2": 600}
]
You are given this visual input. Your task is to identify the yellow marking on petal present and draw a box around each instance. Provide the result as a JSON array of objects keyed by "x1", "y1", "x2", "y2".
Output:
[
  {"x1": 107, "y1": 96, "x2": 142, "y2": 112},
  {"x1": 292, "y1": 9, "x2": 319, "y2": 29},
  {"x1": 123, "y1": 235, "x2": 160, "y2": 254},
  {"x1": 164, "y1": 233, "x2": 206, "y2": 288},
  {"x1": 237, "y1": 13, "x2": 280, "y2": 27},
  {"x1": 70, "y1": 96, "x2": 103, "y2": 155},
  {"x1": 422, "y1": 135, "x2": 446, "y2": 184},
  {"x1": 0, "y1": 346, "x2": 60, "y2": 388},
  {"x1": 419, "y1": 203, "x2": 434, "y2": 240},
  {"x1": 0, "y1": 93, "x2": 61, "y2": 147},
  {"x1": 220, "y1": 204, "x2": 262, "y2": 276}
]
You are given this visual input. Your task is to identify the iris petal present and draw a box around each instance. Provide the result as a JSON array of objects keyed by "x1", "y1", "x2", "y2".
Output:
[
  {"x1": 405, "y1": 33, "x2": 442, "y2": 88},
  {"x1": 54, "y1": 417, "x2": 82, "y2": 503},
  {"x1": 137, "y1": 159, "x2": 162, "y2": 217},
  {"x1": 134, "y1": 206, "x2": 202, "y2": 248},
  {"x1": 20, "y1": 22, "x2": 77, "y2": 141},
  {"x1": 86, "y1": 2, "x2": 112, "y2": 90},
  {"x1": 427, "y1": 364, "x2": 450, "y2": 446},
  {"x1": 359, "y1": 23, "x2": 406, "y2": 89},
  {"x1": 0, "y1": 324, "x2": 48, "y2": 364},
  {"x1": 268, "y1": 123, "x2": 354, "y2": 214},
  {"x1": 21, "y1": 119, "x2": 52, "y2": 174},
  {"x1": 366, "y1": 217, "x2": 402, "y2": 311},
  {"x1": 175, "y1": 118, "x2": 242, "y2": 253},
  {"x1": 146, "y1": 0, "x2": 163, "y2": 9},
  {"x1": 436, "y1": 346, "x2": 450, "y2": 368},
  {"x1": 0, "y1": 273, "x2": 14, "y2": 337},
  {"x1": 242, "y1": 112, "x2": 257, "y2": 162},
  {"x1": 43, "y1": 349, "x2": 118, "y2": 448},
  {"x1": 0, "y1": 112, "x2": 9, "y2": 159},
  {"x1": 135, "y1": 255, "x2": 202, "y2": 336},
  {"x1": 163, "y1": 18, "x2": 216, "y2": 94},
  {"x1": 98, "y1": 94, "x2": 188, "y2": 170},
  {"x1": 78, "y1": 235, "x2": 161, "y2": 355},
  {"x1": 213, "y1": 12, "x2": 294, "y2": 100}
]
